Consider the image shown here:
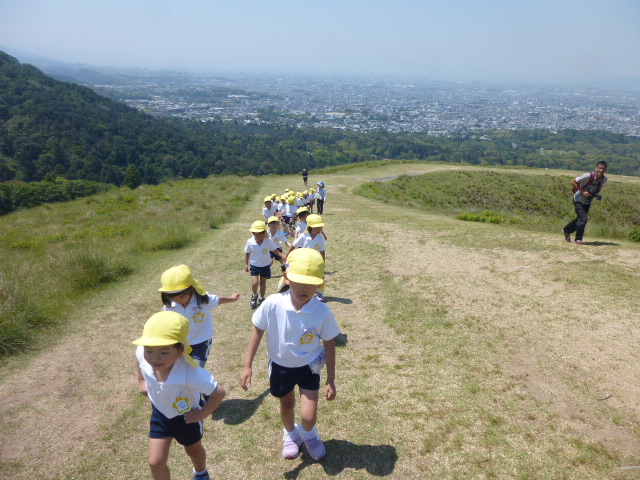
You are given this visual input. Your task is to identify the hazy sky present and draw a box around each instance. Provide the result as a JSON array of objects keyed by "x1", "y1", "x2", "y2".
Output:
[{"x1": 1, "y1": 0, "x2": 639, "y2": 82}]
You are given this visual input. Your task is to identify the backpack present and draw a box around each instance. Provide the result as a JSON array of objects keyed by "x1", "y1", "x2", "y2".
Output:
[{"x1": 572, "y1": 172, "x2": 603, "y2": 194}]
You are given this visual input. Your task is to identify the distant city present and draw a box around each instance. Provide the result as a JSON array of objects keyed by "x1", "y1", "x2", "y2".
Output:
[{"x1": 84, "y1": 72, "x2": 640, "y2": 137}]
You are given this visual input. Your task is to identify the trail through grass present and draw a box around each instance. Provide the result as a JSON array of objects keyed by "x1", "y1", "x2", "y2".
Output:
[{"x1": 1, "y1": 163, "x2": 639, "y2": 479}]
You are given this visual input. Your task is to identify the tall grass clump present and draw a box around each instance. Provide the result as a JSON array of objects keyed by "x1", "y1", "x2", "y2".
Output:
[
  {"x1": 355, "y1": 169, "x2": 640, "y2": 240},
  {"x1": 0, "y1": 175, "x2": 257, "y2": 356}
]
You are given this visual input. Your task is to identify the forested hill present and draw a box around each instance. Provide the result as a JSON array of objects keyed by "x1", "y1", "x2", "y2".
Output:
[{"x1": 1, "y1": 50, "x2": 640, "y2": 190}]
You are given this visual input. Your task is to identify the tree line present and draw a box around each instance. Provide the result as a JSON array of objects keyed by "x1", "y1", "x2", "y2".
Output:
[{"x1": 1, "y1": 50, "x2": 639, "y2": 214}]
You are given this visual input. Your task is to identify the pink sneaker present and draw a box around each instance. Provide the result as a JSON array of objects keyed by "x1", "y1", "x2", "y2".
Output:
[
  {"x1": 282, "y1": 427, "x2": 301, "y2": 459},
  {"x1": 300, "y1": 426, "x2": 326, "y2": 461},
  {"x1": 575, "y1": 240, "x2": 583, "y2": 245},
  {"x1": 563, "y1": 230, "x2": 571, "y2": 243}
]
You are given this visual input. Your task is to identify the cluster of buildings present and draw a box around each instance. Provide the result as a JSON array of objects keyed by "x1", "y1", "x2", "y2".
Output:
[{"x1": 93, "y1": 74, "x2": 640, "y2": 137}]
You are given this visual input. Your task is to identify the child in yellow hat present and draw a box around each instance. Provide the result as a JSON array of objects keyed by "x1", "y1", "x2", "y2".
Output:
[
  {"x1": 267, "y1": 215, "x2": 292, "y2": 273},
  {"x1": 134, "y1": 311, "x2": 226, "y2": 480},
  {"x1": 289, "y1": 214, "x2": 327, "y2": 301},
  {"x1": 245, "y1": 220, "x2": 285, "y2": 309},
  {"x1": 159, "y1": 265, "x2": 240, "y2": 368},
  {"x1": 282, "y1": 197, "x2": 298, "y2": 238},
  {"x1": 262, "y1": 196, "x2": 278, "y2": 223},
  {"x1": 240, "y1": 249, "x2": 339, "y2": 462}
]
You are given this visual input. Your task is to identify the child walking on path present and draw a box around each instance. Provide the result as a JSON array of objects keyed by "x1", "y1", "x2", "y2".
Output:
[
  {"x1": 245, "y1": 220, "x2": 284, "y2": 309},
  {"x1": 160, "y1": 265, "x2": 240, "y2": 368},
  {"x1": 562, "y1": 161, "x2": 608, "y2": 244},
  {"x1": 289, "y1": 214, "x2": 327, "y2": 302},
  {"x1": 240, "y1": 248, "x2": 339, "y2": 461},
  {"x1": 268, "y1": 215, "x2": 292, "y2": 273},
  {"x1": 134, "y1": 311, "x2": 226, "y2": 480}
]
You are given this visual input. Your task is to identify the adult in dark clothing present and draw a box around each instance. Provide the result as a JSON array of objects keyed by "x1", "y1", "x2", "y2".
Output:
[{"x1": 563, "y1": 161, "x2": 608, "y2": 244}]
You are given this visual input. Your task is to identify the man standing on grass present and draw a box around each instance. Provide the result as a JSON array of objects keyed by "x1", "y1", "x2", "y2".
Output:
[{"x1": 563, "y1": 161, "x2": 608, "y2": 244}]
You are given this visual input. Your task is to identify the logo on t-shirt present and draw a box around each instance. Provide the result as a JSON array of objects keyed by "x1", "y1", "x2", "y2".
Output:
[
  {"x1": 300, "y1": 332, "x2": 315, "y2": 344},
  {"x1": 262, "y1": 248, "x2": 268, "y2": 255},
  {"x1": 193, "y1": 312, "x2": 205, "y2": 323},
  {"x1": 172, "y1": 396, "x2": 191, "y2": 414},
  {"x1": 314, "y1": 245, "x2": 321, "y2": 251}
]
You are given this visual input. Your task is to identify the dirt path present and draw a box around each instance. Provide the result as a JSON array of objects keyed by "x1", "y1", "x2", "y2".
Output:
[{"x1": 1, "y1": 163, "x2": 638, "y2": 479}]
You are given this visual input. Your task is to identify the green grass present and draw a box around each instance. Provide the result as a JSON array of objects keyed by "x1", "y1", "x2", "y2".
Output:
[
  {"x1": 355, "y1": 170, "x2": 640, "y2": 240},
  {"x1": 0, "y1": 175, "x2": 258, "y2": 356}
]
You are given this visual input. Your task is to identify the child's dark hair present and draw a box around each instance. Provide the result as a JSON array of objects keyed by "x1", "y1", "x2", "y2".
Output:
[
  {"x1": 161, "y1": 286, "x2": 210, "y2": 307},
  {"x1": 596, "y1": 160, "x2": 608, "y2": 169}
]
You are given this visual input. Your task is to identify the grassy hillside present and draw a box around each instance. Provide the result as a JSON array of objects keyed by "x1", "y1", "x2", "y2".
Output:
[
  {"x1": 0, "y1": 175, "x2": 257, "y2": 355},
  {"x1": 355, "y1": 168, "x2": 640, "y2": 240},
  {"x1": 1, "y1": 162, "x2": 639, "y2": 479}
]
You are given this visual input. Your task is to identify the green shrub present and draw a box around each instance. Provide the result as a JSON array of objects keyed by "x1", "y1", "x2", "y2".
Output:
[
  {"x1": 457, "y1": 210, "x2": 504, "y2": 224},
  {"x1": 629, "y1": 227, "x2": 640, "y2": 242}
]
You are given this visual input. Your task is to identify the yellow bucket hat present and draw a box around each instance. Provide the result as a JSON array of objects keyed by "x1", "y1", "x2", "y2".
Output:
[
  {"x1": 267, "y1": 215, "x2": 280, "y2": 224},
  {"x1": 249, "y1": 220, "x2": 267, "y2": 232},
  {"x1": 285, "y1": 248, "x2": 324, "y2": 285},
  {"x1": 264, "y1": 196, "x2": 273, "y2": 203},
  {"x1": 307, "y1": 214, "x2": 324, "y2": 228},
  {"x1": 132, "y1": 312, "x2": 198, "y2": 367},
  {"x1": 297, "y1": 207, "x2": 309, "y2": 215},
  {"x1": 159, "y1": 265, "x2": 205, "y2": 295}
]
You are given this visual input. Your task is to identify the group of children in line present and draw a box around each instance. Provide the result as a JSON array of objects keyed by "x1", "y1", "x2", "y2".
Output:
[{"x1": 133, "y1": 180, "x2": 338, "y2": 480}]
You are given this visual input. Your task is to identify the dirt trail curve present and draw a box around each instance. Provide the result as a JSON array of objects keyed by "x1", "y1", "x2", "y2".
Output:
[{"x1": 1, "y1": 163, "x2": 639, "y2": 479}]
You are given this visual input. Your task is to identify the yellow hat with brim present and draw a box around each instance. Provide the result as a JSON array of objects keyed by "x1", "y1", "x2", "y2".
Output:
[
  {"x1": 310, "y1": 188, "x2": 316, "y2": 193},
  {"x1": 159, "y1": 265, "x2": 205, "y2": 295},
  {"x1": 275, "y1": 196, "x2": 281, "y2": 201},
  {"x1": 286, "y1": 197, "x2": 295, "y2": 205},
  {"x1": 249, "y1": 220, "x2": 267, "y2": 232},
  {"x1": 132, "y1": 312, "x2": 198, "y2": 368},
  {"x1": 307, "y1": 214, "x2": 324, "y2": 228},
  {"x1": 285, "y1": 248, "x2": 324, "y2": 285},
  {"x1": 264, "y1": 196, "x2": 273, "y2": 203},
  {"x1": 297, "y1": 207, "x2": 309, "y2": 215},
  {"x1": 267, "y1": 216, "x2": 280, "y2": 224}
]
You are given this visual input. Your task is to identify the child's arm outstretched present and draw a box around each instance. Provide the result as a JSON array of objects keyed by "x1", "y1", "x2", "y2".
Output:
[
  {"x1": 184, "y1": 384, "x2": 226, "y2": 424},
  {"x1": 323, "y1": 338, "x2": 336, "y2": 401},
  {"x1": 240, "y1": 326, "x2": 265, "y2": 390},
  {"x1": 219, "y1": 293, "x2": 241, "y2": 304}
]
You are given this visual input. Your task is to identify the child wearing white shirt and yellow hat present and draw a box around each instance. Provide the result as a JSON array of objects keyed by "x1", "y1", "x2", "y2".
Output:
[
  {"x1": 134, "y1": 311, "x2": 226, "y2": 480},
  {"x1": 240, "y1": 248, "x2": 339, "y2": 461}
]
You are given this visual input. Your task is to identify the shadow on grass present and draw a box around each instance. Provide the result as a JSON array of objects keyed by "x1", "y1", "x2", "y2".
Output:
[
  {"x1": 324, "y1": 296, "x2": 352, "y2": 305},
  {"x1": 211, "y1": 388, "x2": 270, "y2": 425},
  {"x1": 580, "y1": 241, "x2": 621, "y2": 246},
  {"x1": 284, "y1": 439, "x2": 397, "y2": 478}
]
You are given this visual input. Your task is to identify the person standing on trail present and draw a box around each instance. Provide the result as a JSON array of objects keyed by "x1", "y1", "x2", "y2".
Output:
[
  {"x1": 302, "y1": 169, "x2": 309, "y2": 187},
  {"x1": 562, "y1": 161, "x2": 608, "y2": 244},
  {"x1": 134, "y1": 311, "x2": 226, "y2": 480},
  {"x1": 159, "y1": 265, "x2": 240, "y2": 368},
  {"x1": 240, "y1": 248, "x2": 339, "y2": 462},
  {"x1": 245, "y1": 220, "x2": 285, "y2": 309},
  {"x1": 315, "y1": 181, "x2": 327, "y2": 215}
]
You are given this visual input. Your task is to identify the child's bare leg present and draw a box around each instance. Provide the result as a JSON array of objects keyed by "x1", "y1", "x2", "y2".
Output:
[
  {"x1": 279, "y1": 389, "x2": 296, "y2": 431},
  {"x1": 259, "y1": 276, "x2": 268, "y2": 297},
  {"x1": 251, "y1": 275, "x2": 259, "y2": 294},
  {"x1": 299, "y1": 388, "x2": 319, "y2": 431},
  {"x1": 148, "y1": 437, "x2": 172, "y2": 480},
  {"x1": 184, "y1": 440, "x2": 207, "y2": 473}
]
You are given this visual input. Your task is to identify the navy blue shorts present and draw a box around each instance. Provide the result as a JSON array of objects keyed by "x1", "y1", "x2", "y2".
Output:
[
  {"x1": 250, "y1": 264, "x2": 271, "y2": 278},
  {"x1": 149, "y1": 401, "x2": 204, "y2": 446},
  {"x1": 270, "y1": 247, "x2": 283, "y2": 259},
  {"x1": 269, "y1": 361, "x2": 320, "y2": 398},
  {"x1": 190, "y1": 339, "x2": 212, "y2": 367},
  {"x1": 283, "y1": 216, "x2": 293, "y2": 225}
]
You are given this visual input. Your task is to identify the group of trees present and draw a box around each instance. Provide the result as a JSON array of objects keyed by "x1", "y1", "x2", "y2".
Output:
[{"x1": 1, "y1": 49, "x2": 639, "y2": 215}]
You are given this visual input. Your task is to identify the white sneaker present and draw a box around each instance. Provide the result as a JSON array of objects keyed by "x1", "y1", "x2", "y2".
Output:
[
  {"x1": 282, "y1": 426, "x2": 301, "y2": 459},
  {"x1": 300, "y1": 426, "x2": 326, "y2": 461}
]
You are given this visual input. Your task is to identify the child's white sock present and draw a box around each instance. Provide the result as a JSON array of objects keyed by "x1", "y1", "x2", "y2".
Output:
[{"x1": 299, "y1": 425, "x2": 319, "y2": 440}]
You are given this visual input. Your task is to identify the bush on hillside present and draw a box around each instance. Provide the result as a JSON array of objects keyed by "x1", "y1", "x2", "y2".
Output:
[{"x1": 629, "y1": 227, "x2": 640, "y2": 242}]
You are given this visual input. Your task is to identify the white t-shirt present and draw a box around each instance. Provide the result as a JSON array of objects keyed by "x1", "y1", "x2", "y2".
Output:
[
  {"x1": 136, "y1": 346, "x2": 218, "y2": 419},
  {"x1": 262, "y1": 204, "x2": 277, "y2": 219},
  {"x1": 295, "y1": 221, "x2": 307, "y2": 237},
  {"x1": 284, "y1": 204, "x2": 298, "y2": 218},
  {"x1": 245, "y1": 237, "x2": 278, "y2": 267},
  {"x1": 163, "y1": 293, "x2": 220, "y2": 345},
  {"x1": 293, "y1": 232, "x2": 325, "y2": 253},
  {"x1": 252, "y1": 291, "x2": 340, "y2": 368},
  {"x1": 316, "y1": 187, "x2": 327, "y2": 201},
  {"x1": 269, "y1": 229, "x2": 288, "y2": 249}
]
